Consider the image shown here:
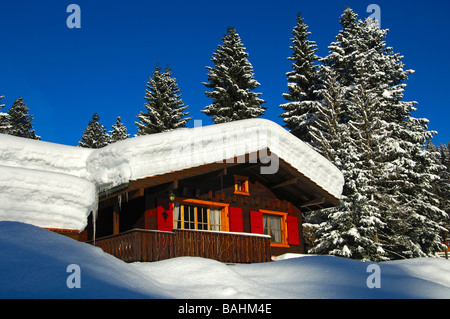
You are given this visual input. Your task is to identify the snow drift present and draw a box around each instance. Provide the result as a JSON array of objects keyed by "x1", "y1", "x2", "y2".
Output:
[
  {"x1": 0, "y1": 222, "x2": 449, "y2": 299},
  {"x1": 0, "y1": 119, "x2": 344, "y2": 231}
]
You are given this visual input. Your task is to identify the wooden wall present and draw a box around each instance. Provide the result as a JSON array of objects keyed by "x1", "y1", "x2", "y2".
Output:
[{"x1": 92, "y1": 168, "x2": 306, "y2": 257}]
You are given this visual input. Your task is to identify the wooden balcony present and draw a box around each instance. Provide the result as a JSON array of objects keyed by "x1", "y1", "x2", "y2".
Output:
[{"x1": 89, "y1": 228, "x2": 271, "y2": 263}]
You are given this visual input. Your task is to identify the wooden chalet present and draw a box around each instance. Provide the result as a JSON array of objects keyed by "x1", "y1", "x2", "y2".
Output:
[
  {"x1": 0, "y1": 119, "x2": 344, "y2": 264},
  {"x1": 78, "y1": 151, "x2": 340, "y2": 263}
]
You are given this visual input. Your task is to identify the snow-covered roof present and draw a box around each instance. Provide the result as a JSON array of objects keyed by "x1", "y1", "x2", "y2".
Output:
[
  {"x1": 0, "y1": 119, "x2": 344, "y2": 231},
  {"x1": 0, "y1": 166, "x2": 96, "y2": 231}
]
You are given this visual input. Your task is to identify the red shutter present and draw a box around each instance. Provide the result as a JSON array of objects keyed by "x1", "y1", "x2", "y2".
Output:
[
  {"x1": 157, "y1": 197, "x2": 173, "y2": 231},
  {"x1": 250, "y1": 211, "x2": 264, "y2": 234},
  {"x1": 287, "y1": 216, "x2": 300, "y2": 245},
  {"x1": 228, "y1": 207, "x2": 243, "y2": 232}
]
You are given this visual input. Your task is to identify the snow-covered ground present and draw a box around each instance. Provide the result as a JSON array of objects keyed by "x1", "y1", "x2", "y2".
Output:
[{"x1": 1, "y1": 221, "x2": 449, "y2": 299}]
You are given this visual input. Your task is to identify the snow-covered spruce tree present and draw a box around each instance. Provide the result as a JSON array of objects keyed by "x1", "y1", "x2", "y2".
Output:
[
  {"x1": 436, "y1": 142, "x2": 450, "y2": 240},
  {"x1": 308, "y1": 8, "x2": 446, "y2": 260},
  {"x1": 280, "y1": 13, "x2": 320, "y2": 143},
  {"x1": 377, "y1": 115, "x2": 447, "y2": 259},
  {"x1": 78, "y1": 113, "x2": 109, "y2": 148},
  {"x1": 306, "y1": 66, "x2": 386, "y2": 261},
  {"x1": 136, "y1": 64, "x2": 191, "y2": 135},
  {"x1": 6, "y1": 97, "x2": 40, "y2": 140},
  {"x1": 0, "y1": 94, "x2": 9, "y2": 134},
  {"x1": 109, "y1": 116, "x2": 129, "y2": 143},
  {"x1": 202, "y1": 27, "x2": 265, "y2": 123},
  {"x1": 437, "y1": 142, "x2": 450, "y2": 219}
]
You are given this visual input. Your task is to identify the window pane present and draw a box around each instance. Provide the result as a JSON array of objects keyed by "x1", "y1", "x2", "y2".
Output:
[
  {"x1": 270, "y1": 216, "x2": 281, "y2": 231},
  {"x1": 174, "y1": 204, "x2": 181, "y2": 229},
  {"x1": 263, "y1": 214, "x2": 283, "y2": 243},
  {"x1": 270, "y1": 216, "x2": 282, "y2": 243},
  {"x1": 197, "y1": 207, "x2": 207, "y2": 230},
  {"x1": 210, "y1": 209, "x2": 221, "y2": 231},
  {"x1": 215, "y1": 210, "x2": 221, "y2": 226},
  {"x1": 210, "y1": 209, "x2": 215, "y2": 224},
  {"x1": 263, "y1": 215, "x2": 269, "y2": 236},
  {"x1": 184, "y1": 205, "x2": 195, "y2": 229}
]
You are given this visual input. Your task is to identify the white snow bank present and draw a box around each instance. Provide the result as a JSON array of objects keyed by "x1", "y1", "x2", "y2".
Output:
[
  {"x1": 1, "y1": 222, "x2": 449, "y2": 299},
  {"x1": 0, "y1": 166, "x2": 97, "y2": 230}
]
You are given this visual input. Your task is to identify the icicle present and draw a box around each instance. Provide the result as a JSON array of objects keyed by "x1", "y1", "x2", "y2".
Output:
[{"x1": 118, "y1": 194, "x2": 122, "y2": 211}]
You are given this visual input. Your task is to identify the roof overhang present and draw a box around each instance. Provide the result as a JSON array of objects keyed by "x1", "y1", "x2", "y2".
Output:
[{"x1": 99, "y1": 148, "x2": 340, "y2": 211}]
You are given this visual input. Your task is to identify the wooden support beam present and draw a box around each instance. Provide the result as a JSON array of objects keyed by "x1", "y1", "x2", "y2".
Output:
[
  {"x1": 113, "y1": 200, "x2": 120, "y2": 235},
  {"x1": 270, "y1": 178, "x2": 297, "y2": 190},
  {"x1": 301, "y1": 197, "x2": 326, "y2": 209}
]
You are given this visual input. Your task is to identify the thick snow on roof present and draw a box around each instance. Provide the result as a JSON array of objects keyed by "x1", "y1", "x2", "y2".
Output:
[
  {"x1": 0, "y1": 166, "x2": 96, "y2": 230},
  {"x1": 0, "y1": 119, "x2": 344, "y2": 231},
  {"x1": 88, "y1": 119, "x2": 344, "y2": 198},
  {"x1": 0, "y1": 134, "x2": 93, "y2": 178}
]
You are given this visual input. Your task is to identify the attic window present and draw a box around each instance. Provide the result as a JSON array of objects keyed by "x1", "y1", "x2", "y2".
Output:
[{"x1": 234, "y1": 175, "x2": 249, "y2": 195}]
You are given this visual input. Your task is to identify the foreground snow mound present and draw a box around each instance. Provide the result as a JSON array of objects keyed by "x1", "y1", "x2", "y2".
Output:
[
  {"x1": 0, "y1": 222, "x2": 167, "y2": 298},
  {"x1": 1, "y1": 222, "x2": 449, "y2": 299}
]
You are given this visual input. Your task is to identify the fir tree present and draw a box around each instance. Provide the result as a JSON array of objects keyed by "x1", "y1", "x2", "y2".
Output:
[
  {"x1": 6, "y1": 97, "x2": 40, "y2": 140},
  {"x1": 78, "y1": 113, "x2": 109, "y2": 148},
  {"x1": 136, "y1": 64, "x2": 191, "y2": 135},
  {"x1": 280, "y1": 13, "x2": 320, "y2": 142},
  {"x1": 307, "y1": 8, "x2": 445, "y2": 260},
  {"x1": 307, "y1": 66, "x2": 386, "y2": 261},
  {"x1": 202, "y1": 27, "x2": 265, "y2": 123},
  {"x1": 0, "y1": 94, "x2": 9, "y2": 134},
  {"x1": 436, "y1": 142, "x2": 450, "y2": 241},
  {"x1": 109, "y1": 116, "x2": 129, "y2": 143}
]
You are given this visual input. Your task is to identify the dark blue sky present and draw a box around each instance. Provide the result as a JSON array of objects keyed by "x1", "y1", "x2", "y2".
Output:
[{"x1": 0, "y1": 0, "x2": 448, "y2": 146}]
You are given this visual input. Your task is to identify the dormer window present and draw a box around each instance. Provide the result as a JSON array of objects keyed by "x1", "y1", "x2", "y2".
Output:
[{"x1": 234, "y1": 175, "x2": 249, "y2": 195}]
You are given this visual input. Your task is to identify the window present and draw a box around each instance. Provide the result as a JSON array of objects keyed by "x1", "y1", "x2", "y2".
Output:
[
  {"x1": 259, "y1": 210, "x2": 289, "y2": 246},
  {"x1": 174, "y1": 203, "x2": 223, "y2": 231},
  {"x1": 234, "y1": 175, "x2": 249, "y2": 195},
  {"x1": 263, "y1": 214, "x2": 283, "y2": 243}
]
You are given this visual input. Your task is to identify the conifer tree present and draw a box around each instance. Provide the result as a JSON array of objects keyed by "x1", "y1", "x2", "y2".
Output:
[
  {"x1": 307, "y1": 8, "x2": 445, "y2": 260},
  {"x1": 280, "y1": 13, "x2": 320, "y2": 142},
  {"x1": 78, "y1": 113, "x2": 109, "y2": 148},
  {"x1": 202, "y1": 27, "x2": 265, "y2": 123},
  {"x1": 0, "y1": 94, "x2": 9, "y2": 134},
  {"x1": 109, "y1": 116, "x2": 129, "y2": 143},
  {"x1": 436, "y1": 142, "x2": 450, "y2": 242},
  {"x1": 136, "y1": 64, "x2": 191, "y2": 135},
  {"x1": 6, "y1": 97, "x2": 40, "y2": 140},
  {"x1": 307, "y1": 66, "x2": 386, "y2": 261}
]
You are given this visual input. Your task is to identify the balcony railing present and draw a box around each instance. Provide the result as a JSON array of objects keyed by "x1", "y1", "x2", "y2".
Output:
[{"x1": 89, "y1": 228, "x2": 271, "y2": 263}]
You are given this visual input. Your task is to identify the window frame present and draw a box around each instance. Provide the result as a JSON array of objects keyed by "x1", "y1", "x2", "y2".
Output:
[
  {"x1": 173, "y1": 198, "x2": 229, "y2": 232},
  {"x1": 234, "y1": 175, "x2": 250, "y2": 196},
  {"x1": 260, "y1": 209, "x2": 289, "y2": 247}
]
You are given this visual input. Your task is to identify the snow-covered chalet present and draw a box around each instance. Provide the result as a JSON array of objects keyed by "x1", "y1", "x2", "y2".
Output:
[{"x1": 0, "y1": 119, "x2": 344, "y2": 263}]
